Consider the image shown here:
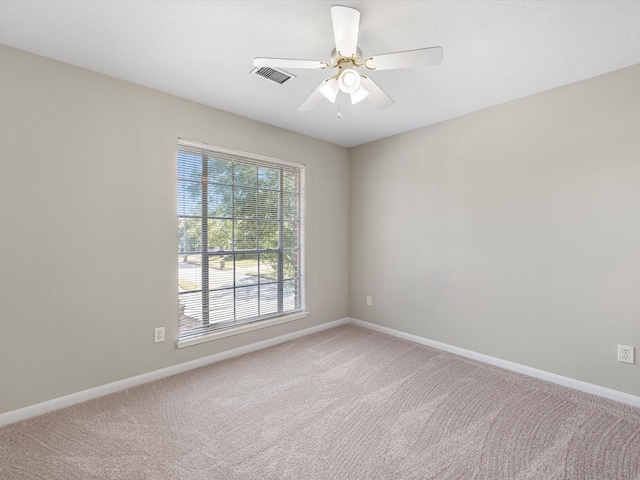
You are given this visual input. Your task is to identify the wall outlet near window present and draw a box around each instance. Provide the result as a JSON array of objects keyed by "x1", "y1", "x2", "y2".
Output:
[
  {"x1": 617, "y1": 344, "x2": 635, "y2": 364},
  {"x1": 154, "y1": 327, "x2": 165, "y2": 343},
  {"x1": 366, "y1": 296, "x2": 373, "y2": 307}
]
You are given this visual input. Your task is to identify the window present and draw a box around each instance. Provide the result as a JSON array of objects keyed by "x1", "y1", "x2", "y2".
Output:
[{"x1": 177, "y1": 140, "x2": 305, "y2": 344}]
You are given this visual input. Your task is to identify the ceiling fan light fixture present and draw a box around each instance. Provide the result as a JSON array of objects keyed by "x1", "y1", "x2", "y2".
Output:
[
  {"x1": 338, "y1": 68, "x2": 361, "y2": 94},
  {"x1": 256, "y1": 6, "x2": 443, "y2": 113},
  {"x1": 350, "y1": 84, "x2": 369, "y2": 105},
  {"x1": 319, "y1": 78, "x2": 340, "y2": 103}
]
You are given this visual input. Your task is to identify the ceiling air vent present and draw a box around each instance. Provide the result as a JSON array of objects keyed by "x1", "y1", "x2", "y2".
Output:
[{"x1": 251, "y1": 66, "x2": 295, "y2": 85}]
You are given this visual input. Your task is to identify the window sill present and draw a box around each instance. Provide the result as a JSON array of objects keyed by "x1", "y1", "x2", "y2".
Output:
[{"x1": 176, "y1": 311, "x2": 310, "y2": 349}]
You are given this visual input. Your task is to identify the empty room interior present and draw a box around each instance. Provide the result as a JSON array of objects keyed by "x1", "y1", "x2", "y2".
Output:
[{"x1": 1, "y1": 1, "x2": 640, "y2": 478}]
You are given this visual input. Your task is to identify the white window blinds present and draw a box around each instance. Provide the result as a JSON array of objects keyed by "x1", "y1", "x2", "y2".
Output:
[{"x1": 177, "y1": 140, "x2": 305, "y2": 341}]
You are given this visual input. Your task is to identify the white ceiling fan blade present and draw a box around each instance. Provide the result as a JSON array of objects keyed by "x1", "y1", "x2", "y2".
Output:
[
  {"x1": 253, "y1": 57, "x2": 327, "y2": 70},
  {"x1": 331, "y1": 5, "x2": 360, "y2": 58},
  {"x1": 365, "y1": 47, "x2": 443, "y2": 71},
  {"x1": 360, "y1": 76, "x2": 394, "y2": 110},
  {"x1": 298, "y1": 79, "x2": 332, "y2": 111}
]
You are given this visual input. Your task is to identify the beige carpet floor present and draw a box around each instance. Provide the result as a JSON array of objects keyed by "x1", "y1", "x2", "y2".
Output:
[{"x1": 1, "y1": 324, "x2": 640, "y2": 479}]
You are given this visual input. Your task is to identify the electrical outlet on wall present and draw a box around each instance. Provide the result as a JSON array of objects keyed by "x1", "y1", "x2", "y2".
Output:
[
  {"x1": 366, "y1": 296, "x2": 373, "y2": 307},
  {"x1": 617, "y1": 344, "x2": 635, "y2": 364},
  {"x1": 154, "y1": 327, "x2": 165, "y2": 343}
]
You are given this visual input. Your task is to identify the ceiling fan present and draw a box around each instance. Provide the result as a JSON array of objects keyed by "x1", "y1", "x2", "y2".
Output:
[{"x1": 253, "y1": 5, "x2": 443, "y2": 112}]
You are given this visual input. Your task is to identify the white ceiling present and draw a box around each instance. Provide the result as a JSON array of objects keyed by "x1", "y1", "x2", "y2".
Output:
[{"x1": 1, "y1": 1, "x2": 640, "y2": 148}]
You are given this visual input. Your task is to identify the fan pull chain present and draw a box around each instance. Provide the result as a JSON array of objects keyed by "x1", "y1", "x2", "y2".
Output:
[{"x1": 337, "y1": 96, "x2": 341, "y2": 119}]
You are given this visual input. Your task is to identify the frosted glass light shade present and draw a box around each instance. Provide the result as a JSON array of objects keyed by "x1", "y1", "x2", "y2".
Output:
[
  {"x1": 350, "y1": 85, "x2": 369, "y2": 104},
  {"x1": 338, "y1": 69, "x2": 361, "y2": 94},
  {"x1": 319, "y1": 78, "x2": 340, "y2": 103}
]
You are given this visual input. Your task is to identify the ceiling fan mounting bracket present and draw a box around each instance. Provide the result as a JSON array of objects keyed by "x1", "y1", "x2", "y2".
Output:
[
  {"x1": 329, "y1": 47, "x2": 363, "y2": 69},
  {"x1": 363, "y1": 58, "x2": 376, "y2": 71}
]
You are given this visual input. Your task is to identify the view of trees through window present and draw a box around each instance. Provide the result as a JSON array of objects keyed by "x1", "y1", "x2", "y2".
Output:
[{"x1": 177, "y1": 144, "x2": 304, "y2": 340}]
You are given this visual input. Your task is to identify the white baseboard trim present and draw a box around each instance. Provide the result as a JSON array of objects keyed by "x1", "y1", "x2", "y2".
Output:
[
  {"x1": 0, "y1": 317, "x2": 349, "y2": 427},
  {"x1": 348, "y1": 318, "x2": 640, "y2": 408}
]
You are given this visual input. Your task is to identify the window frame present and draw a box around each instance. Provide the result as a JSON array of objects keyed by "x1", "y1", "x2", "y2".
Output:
[{"x1": 176, "y1": 139, "x2": 307, "y2": 348}]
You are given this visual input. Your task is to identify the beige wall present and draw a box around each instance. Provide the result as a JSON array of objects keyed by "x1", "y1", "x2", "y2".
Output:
[
  {"x1": 350, "y1": 64, "x2": 640, "y2": 396},
  {"x1": 2, "y1": 39, "x2": 639, "y2": 415},
  {"x1": 0, "y1": 44, "x2": 350, "y2": 414}
]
